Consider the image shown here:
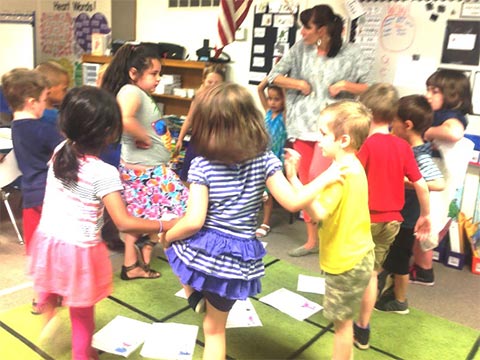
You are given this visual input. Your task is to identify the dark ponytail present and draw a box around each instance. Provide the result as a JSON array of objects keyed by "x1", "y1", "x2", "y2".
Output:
[
  {"x1": 53, "y1": 140, "x2": 80, "y2": 182},
  {"x1": 327, "y1": 14, "x2": 343, "y2": 58},
  {"x1": 101, "y1": 43, "x2": 161, "y2": 96}
]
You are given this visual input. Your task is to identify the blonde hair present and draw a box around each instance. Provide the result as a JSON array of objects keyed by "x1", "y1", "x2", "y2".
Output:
[
  {"x1": 1, "y1": 68, "x2": 49, "y2": 111},
  {"x1": 359, "y1": 83, "x2": 399, "y2": 123},
  {"x1": 322, "y1": 100, "x2": 371, "y2": 151},
  {"x1": 190, "y1": 82, "x2": 269, "y2": 164},
  {"x1": 35, "y1": 61, "x2": 69, "y2": 87}
]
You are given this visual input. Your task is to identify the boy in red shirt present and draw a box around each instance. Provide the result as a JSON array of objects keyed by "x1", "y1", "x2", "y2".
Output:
[{"x1": 354, "y1": 83, "x2": 431, "y2": 350}]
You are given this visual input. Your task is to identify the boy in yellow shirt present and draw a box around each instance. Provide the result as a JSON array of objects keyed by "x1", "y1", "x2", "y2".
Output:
[{"x1": 285, "y1": 101, "x2": 374, "y2": 360}]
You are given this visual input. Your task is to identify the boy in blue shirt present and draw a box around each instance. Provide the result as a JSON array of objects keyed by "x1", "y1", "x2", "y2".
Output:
[{"x1": 376, "y1": 95, "x2": 444, "y2": 314}]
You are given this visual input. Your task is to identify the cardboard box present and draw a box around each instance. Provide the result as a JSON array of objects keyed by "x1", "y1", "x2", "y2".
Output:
[{"x1": 443, "y1": 250, "x2": 466, "y2": 270}]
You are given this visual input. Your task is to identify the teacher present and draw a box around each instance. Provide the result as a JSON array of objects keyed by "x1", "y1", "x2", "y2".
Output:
[{"x1": 268, "y1": 5, "x2": 370, "y2": 257}]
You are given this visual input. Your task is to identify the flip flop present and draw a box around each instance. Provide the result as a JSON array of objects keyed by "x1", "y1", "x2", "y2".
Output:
[{"x1": 255, "y1": 224, "x2": 271, "y2": 238}]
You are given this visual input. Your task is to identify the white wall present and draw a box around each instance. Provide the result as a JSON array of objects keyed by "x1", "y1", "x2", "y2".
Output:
[{"x1": 135, "y1": 0, "x2": 349, "y2": 104}]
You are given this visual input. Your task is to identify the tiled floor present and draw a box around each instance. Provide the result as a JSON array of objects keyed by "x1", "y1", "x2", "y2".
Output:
[{"x1": 0, "y1": 193, "x2": 479, "y2": 331}]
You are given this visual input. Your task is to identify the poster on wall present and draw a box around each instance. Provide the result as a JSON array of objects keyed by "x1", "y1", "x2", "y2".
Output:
[{"x1": 37, "y1": 1, "x2": 111, "y2": 86}]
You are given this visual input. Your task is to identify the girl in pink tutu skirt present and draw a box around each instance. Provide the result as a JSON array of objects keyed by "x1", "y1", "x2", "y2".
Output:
[{"x1": 29, "y1": 86, "x2": 169, "y2": 360}]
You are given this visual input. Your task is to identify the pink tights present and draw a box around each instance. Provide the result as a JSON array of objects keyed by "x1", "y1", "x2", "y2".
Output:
[
  {"x1": 70, "y1": 306, "x2": 98, "y2": 360},
  {"x1": 38, "y1": 293, "x2": 98, "y2": 359}
]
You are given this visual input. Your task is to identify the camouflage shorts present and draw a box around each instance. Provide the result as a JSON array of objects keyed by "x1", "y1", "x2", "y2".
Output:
[
  {"x1": 371, "y1": 221, "x2": 401, "y2": 271},
  {"x1": 323, "y1": 250, "x2": 374, "y2": 322}
]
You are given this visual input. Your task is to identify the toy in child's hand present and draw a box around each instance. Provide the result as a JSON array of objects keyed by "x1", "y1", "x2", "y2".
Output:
[{"x1": 151, "y1": 119, "x2": 172, "y2": 152}]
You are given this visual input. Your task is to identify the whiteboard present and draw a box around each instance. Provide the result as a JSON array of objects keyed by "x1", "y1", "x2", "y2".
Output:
[
  {"x1": 0, "y1": 23, "x2": 35, "y2": 78},
  {"x1": 355, "y1": 1, "x2": 480, "y2": 96}
]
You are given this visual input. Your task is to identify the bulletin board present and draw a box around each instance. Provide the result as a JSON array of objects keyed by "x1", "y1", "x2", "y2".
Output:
[
  {"x1": 248, "y1": 3, "x2": 298, "y2": 85},
  {"x1": 354, "y1": 0, "x2": 480, "y2": 100}
]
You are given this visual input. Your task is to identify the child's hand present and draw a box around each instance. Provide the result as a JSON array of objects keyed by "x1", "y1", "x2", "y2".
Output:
[
  {"x1": 173, "y1": 141, "x2": 182, "y2": 157},
  {"x1": 414, "y1": 215, "x2": 431, "y2": 242},
  {"x1": 159, "y1": 232, "x2": 169, "y2": 248},
  {"x1": 284, "y1": 148, "x2": 301, "y2": 179}
]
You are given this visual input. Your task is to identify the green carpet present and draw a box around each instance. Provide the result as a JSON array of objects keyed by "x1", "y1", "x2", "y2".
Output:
[{"x1": 0, "y1": 254, "x2": 478, "y2": 360}]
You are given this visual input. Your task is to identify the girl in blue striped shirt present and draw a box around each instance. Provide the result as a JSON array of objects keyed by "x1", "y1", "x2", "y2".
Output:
[{"x1": 161, "y1": 82, "x2": 341, "y2": 360}]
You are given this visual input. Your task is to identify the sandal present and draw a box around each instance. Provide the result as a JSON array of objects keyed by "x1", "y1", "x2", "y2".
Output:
[
  {"x1": 187, "y1": 291, "x2": 206, "y2": 313},
  {"x1": 120, "y1": 261, "x2": 161, "y2": 280},
  {"x1": 135, "y1": 239, "x2": 159, "y2": 272},
  {"x1": 255, "y1": 224, "x2": 271, "y2": 238}
]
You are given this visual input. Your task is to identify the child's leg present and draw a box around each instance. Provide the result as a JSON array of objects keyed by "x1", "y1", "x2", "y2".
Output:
[
  {"x1": 394, "y1": 274, "x2": 408, "y2": 302},
  {"x1": 121, "y1": 233, "x2": 160, "y2": 279},
  {"x1": 36, "y1": 292, "x2": 60, "y2": 322},
  {"x1": 333, "y1": 319, "x2": 354, "y2": 360},
  {"x1": 69, "y1": 306, "x2": 98, "y2": 360},
  {"x1": 413, "y1": 240, "x2": 433, "y2": 268},
  {"x1": 202, "y1": 294, "x2": 235, "y2": 360},
  {"x1": 261, "y1": 196, "x2": 273, "y2": 227},
  {"x1": 357, "y1": 270, "x2": 377, "y2": 327}
]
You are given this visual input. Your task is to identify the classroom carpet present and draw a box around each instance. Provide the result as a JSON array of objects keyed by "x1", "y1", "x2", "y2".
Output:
[{"x1": 0, "y1": 254, "x2": 479, "y2": 360}]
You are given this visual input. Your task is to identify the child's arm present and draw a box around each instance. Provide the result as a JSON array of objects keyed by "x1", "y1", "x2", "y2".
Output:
[
  {"x1": 424, "y1": 118, "x2": 465, "y2": 143},
  {"x1": 267, "y1": 151, "x2": 342, "y2": 215},
  {"x1": 412, "y1": 178, "x2": 432, "y2": 240},
  {"x1": 163, "y1": 183, "x2": 208, "y2": 245},
  {"x1": 117, "y1": 90, "x2": 152, "y2": 149},
  {"x1": 405, "y1": 177, "x2": 445, "y2": 192},
  {"x1": 102, "y1": 191, "x2": 175, "y2": 233},
  {"x1": 174, "y1": 99, "x2": 197, "y2": 156},
  {"x1": 257, "y1": 77, "x2": 269, "y2": 111}
]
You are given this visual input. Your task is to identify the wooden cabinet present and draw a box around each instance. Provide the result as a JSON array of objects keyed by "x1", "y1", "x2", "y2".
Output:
[{"x1": 81, "y1": 54, "x2": 206, "y2": 116}]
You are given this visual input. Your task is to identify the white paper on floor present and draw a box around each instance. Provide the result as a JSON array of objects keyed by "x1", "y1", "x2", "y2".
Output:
[
  {"x1": 297, "y1": 274, "x2": 326, "y2": 295},
  {"x1": 140, "y1": 322, "x2": 199, "y2": 360},
  {"x1": 175, "y1": 289, "x2": 262, "y2": 328},
  {"x1": 92, "y1": 315, "x2": 151, "y2": 357},
  {"x1": 226, "y1": 298, "x2": 262, "y2": 328},
  {"x1": 259, "y1": 288, "x2": 323, "y2": 321}
]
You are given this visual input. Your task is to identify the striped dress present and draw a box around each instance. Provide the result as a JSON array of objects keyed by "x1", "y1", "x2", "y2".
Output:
[
  {"x1": 166, "y1": 151, "x2": 282, "y2": 300},
  {"x1": 29, "y1": 143, "x2": 123, "y2": 307}
]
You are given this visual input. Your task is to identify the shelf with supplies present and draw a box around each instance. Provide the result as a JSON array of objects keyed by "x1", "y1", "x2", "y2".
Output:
[{"x1": 81, "y1": 54, "x2": 207, "y2": 116}]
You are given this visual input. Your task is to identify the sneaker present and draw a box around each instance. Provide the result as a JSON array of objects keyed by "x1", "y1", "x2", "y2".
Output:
[
  {"x1": 353, "y1": 323, "x2": 370, "y2": 350},
  {"x1": 375, "y1": 297, "x2": 409, "y2": 315},
  {"x1": 409, "y1": 264, "x2": 435, "y2": 286}
]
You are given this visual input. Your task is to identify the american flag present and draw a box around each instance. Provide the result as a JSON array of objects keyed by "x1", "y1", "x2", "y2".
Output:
[{"x1": 214, "y1": 0, "x2": 253, "y2": 57}]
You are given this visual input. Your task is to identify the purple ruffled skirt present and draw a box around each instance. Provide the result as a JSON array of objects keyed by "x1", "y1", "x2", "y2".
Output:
[{"x1": 165, "y1": 228, "x2": 266, "y2": 300}]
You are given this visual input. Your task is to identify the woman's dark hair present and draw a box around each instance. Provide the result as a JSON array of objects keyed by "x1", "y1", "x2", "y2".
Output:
[
  {"x1": 101, "y1": 43, "x2": 161, "y2": 95},
  {"x1": 54, "y1": 86, "x2": 123, "y2": 182},
  {"x1": 300, "y1": 5, "x2": 343, "y2": 57},
  {"x1": 426, "y1": 69, "x2": 472, "y2": 114}
]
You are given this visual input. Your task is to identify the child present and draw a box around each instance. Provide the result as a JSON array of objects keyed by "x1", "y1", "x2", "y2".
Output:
[
  {"x1": 285, "y1": 100, "x2": 374, "y2": 360},
  {"x1": 35, "y1": 61, "x2": 69, "y2": 126},
  {"x1": 160, "y1": 83, "x2": 342, "y2": 360},
  {"x1": 1, "y1": 68, "x2": 64, "y2": 255},
  {"x1": 28, "y1": 86, "x2": 167, "y2": 360},
  {"x1": 376, "y1": 95, "x2": 445, "y2": 314},
  {"x1": 255, "y1": 77, "x2": 287, "y2": 238},
  {"x1": 174, "y1": 63, "x2": 226, "y2": 183},
  {"x1": 410, "y1": 69, "x2": 472, "y2": 286},
  {"x1": 101, "y1": 43, "x2": 188, "y2": 280},
  {"x1": 355, "y1": 83, "x2": 431, "y2": 350}
]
